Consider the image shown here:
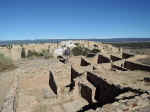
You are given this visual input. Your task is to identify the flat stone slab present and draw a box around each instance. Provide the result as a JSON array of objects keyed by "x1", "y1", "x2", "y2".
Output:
[
  {"x1": 51, "y1": 105, "x2": 64, "y2": 112},
  {"x1": 63, "y1": 99, "x2": 87, "y2": 112},
  {"x1": 42, "y1": 88, "x2": 56, "y2": 99},
  {"x1": 136, "y1": 106, "x2": 150, "y2": 112}
]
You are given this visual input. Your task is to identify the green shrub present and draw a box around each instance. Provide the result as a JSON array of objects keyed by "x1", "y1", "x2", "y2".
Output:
[
  {"x1": 82, "y1": 48, "x2": 91, "y2": 56},
  {"x1": 72, "y1": 46, "x2": 101, "y2": 56},
  {"x1": 44, "y1": 53, "x2": 53, "y2": 59},
  {"x1": 41, "y1": 49, "x2": 52, "y2": 59},
  {"x1": 27, "y1": 50, "x2": 41, "y2": 57},
  {"x1": 74, "y1": 43, "x2": 80, "y2": 46},
  {"x1": 71, "y1": 46, "x2": 91, "y2": 56},
  {"x1": 90, "y1": 49, "x2": 100, "y2": 53},
  {"x1": 27, "y1": 49, "x2": 53, "y2": 59},
  {"x1": 72, "y1": 46, "x2": 83, "y2": 56}
]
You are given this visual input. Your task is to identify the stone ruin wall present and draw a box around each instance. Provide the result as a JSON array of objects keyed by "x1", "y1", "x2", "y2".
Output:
[
  {"x1": 22, "y1": 43, "x2": 58, "y2": 57},
  {"x1": 49, "y1": 62, "x2": 71, "y2": 96},
  {"x1": 22, "y1": 43, "x2": 57, "y2": 52},
  {"x1": 124, "y1": 61, "x2": 150, "y2": 72},
  {"x1": 0, "y1": 40, "x2": 123, "y2": 61},
  {"x1": 0, "y1": 45, "x2": 22, "y2": 61},
  {"x1": 0, "y1": 43, "x2": 58, "y2": 61},
  {"x1": 1, "y1": 41, "x2": 150, "y2": 112},
  {"x1": 49, "y1": 52, "x2": 150, "y2": 109},
  {"x1": 49, "y1": 60, "x2": 149, "y2": 107},
  {"x1": 49, "y1": 55, "x2": 114, "y2": 103}
]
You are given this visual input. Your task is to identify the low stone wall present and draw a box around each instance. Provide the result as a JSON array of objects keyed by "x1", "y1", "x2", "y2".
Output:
[
  {"x1": 80, "y1": 57, "x2": 91, "y2": 66},
  {"x1": 74, "y1": 74, "x2": 96, "y2": 103},
  {"x1": 112, "y1": 65, "x2": 128, "y2": 71},
  {"x1": 49, "y1": 71, "x2": 58, "y2": 95},
  {"x1": 0, "y1": 46, "x2": 22, "y2": 61},
  {"x1": 96, "y1": 63, "x2": 112, "y2": 70},
  {"x1": 71, "y1": 67, "x2": 81, "y2": 81},
  {"x1": 79, "y1": 83, "x2": 93, "y2": 103},
  {"x1": 97, "y1": 54, "x2": 110, "y2": 64},
  {"x1": 124, "y1": 61, "x2": 150, "y2": 72},
  {"x1": 86, "y1": 72, "x2": 122, "y2": 104},
  {"x1": 49, "y1": 63, "x2": 71, "y2": 96},
  {"x1": 122, "y1": 52, "x2": 134, "y2": 59},
  {"x1": 113, "y1": 60, "x2": 125, "y2": 67},
  {"x1": 110, "y1": 55, "x2": 122, "y2": 62},
  {"x1": 0, "y1": 76, "x2": 18, "y2": 112}
]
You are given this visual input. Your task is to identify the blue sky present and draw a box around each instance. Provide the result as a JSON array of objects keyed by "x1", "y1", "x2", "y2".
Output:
[{"x1": 0, "y1": 0, "x2": 150, "y2": 40}]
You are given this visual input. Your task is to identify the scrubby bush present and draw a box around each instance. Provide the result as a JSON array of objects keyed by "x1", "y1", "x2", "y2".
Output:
[
  {"x1": 41, "y1": 49, "x2": 53, "y2": 59},
  {"x1": 44, "y1": 53, "x2": 53, "y2": 59},
  {"x1": 71, "y1": 46, "x2": 91, "y2": 56},
  {"x1": 27, "y1": 50, "x2": 41, "y2": 57},
  {"x1": 71, "y1": 46, "x2": 84, "y2": 56},
  {"x1": 74, "y1": 43, "x2": 80, "y2": 46},
  {"x1": 0, "y1": 52, "x2": 15, "y2": 72},
  {"x1": 72, "y1": 46, "x2": 100, "y2": 56},
  {"x1": 90, "y1": 49, "x2": 100, "y2": 53},
  {"x1": 82, "y1": 48, "x2": 91, "y2": 56},
  {"x1": 27, "y1": 49, "x2": 53, "y2": 59}
]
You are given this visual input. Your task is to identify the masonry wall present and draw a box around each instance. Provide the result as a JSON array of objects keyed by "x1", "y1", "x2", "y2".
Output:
[
  {"x1": 86, "y1": 72, "x2": 122, "y2": 104},
  {"x1": 122, "y1": 53, "x2": 134, "y2": 59},
  {"x1": 97, "y1": 55, "x2": 110, "y2": 64},
  {"x1": 0, "y1": 46, "x2": 22, "y2": 61},
  {"x1": 49, "y1": 63, "x2": 71, "y2": 96},
  {"x1": 124, "y1": 61, "x2": 150, "y2": 72},
  {"x1": 49, "y1": 71, "x2": 58, "y2": 95},
  {"x1": 79, "y1": 83, "x2": 93, "y2": 103},
  {"x1": 71, "y1": 67, "x2": 81, "y2": 81},
  {"x1": 80, "y1": 57, "x2": 91, "y2": 66},
  {"x1": 111, "y1": 55, "x2": 122, "y2": 62},
  {"x1": 112, "y1": 65, "x2": 128, "y2": 71}
]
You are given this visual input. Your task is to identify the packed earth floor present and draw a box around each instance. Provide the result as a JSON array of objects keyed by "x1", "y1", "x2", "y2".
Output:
[{"x1": 0, "y1": 56, "x2": 150, "y2": 112}]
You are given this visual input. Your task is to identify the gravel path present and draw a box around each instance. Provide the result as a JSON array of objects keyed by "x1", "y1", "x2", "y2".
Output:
[
  {"x1": 0, "y1": 58, "x2": 57, "y2": 110},
  {"x1": 0, "y1": 70, "x2": 15, "y2": 108}
]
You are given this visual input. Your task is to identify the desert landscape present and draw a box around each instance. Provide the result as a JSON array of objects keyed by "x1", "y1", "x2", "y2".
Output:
[
  {"x1": 0, "y1": 40, "x2": 150, "y2": 112},
  {"x1": 1, "y1": 0, "x2": 150, "y2": 111}
]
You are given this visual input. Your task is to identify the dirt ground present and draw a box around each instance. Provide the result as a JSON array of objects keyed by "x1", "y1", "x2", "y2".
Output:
[
  {"x1": 0, "y1": 71, "x2": 15, "y2": 108},
  {"x1": 1, "y1": 47, "x2": 150, "y2": 112},
  {"x1": 14, "y1": 59, "x2": 88, "y2": 112},
  {"x1": 13, "y1": 58, "x2": 150, "y2": 112}
]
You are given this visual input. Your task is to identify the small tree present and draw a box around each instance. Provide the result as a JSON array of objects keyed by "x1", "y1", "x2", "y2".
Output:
[
  {"x1": 71, "y1": 46, "x2": 91, "y2": 56},
  {"x1": 71, "y1": 46, "x2": 83, "y2": 56},
  {"x1": 90, "y1": 49, "x2": 100, "y2": 54},
  {"x1": 82, "y1": 48, "x2": 91, "y2": 56}
]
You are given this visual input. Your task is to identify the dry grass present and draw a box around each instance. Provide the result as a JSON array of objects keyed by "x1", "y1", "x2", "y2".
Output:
[{"x1": 0, "y1": 52, "x2": 16, "y2": 72}]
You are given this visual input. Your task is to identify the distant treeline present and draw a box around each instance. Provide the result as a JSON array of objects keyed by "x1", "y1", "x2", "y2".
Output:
[
  {"x1": 108, "y1": 42, "x2": 150, "y2": 48},
  {"x1": 1, "y1": 38, "x2": 150, "y2": 46}
]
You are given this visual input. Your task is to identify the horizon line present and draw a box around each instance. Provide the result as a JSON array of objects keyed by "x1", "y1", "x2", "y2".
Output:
[{"x1": 1, "y1": 37, "x2": 150, "y2": 41}]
